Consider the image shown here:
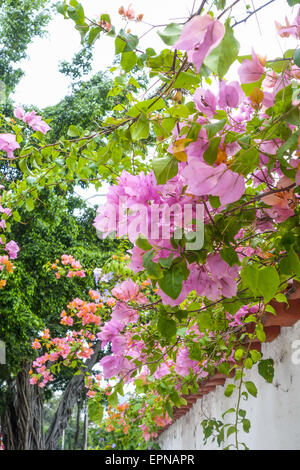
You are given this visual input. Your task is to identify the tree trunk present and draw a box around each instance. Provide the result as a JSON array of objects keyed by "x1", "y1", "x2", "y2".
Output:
[
  {"x1": 1, "y1": 361, "x2": 44, "y2": 450},
  {"x1": 82, "y1": 402, "x2": 88, "y2": 450},
  {"x1": 45, "y1": 342, "x2": 101, "y2": 450},
  {"x1": 73, "y1": 399, "x2": 82, "y2": 450},
  {"x1": 61, "y1": 429, "x2": 65, "y2": 450}
]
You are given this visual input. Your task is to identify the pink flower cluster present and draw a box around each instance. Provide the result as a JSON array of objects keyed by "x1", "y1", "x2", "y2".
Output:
[
  {"x1": 51, "y1": 254, "x2": 85, "y2": 279},
  {"x1": 174, "y1": 14, "x2": 225, "y2": 72},
  {"x1": 226, "y1": 304, "x2": 259, "y2": 327},
  {"x1": 0, "y1": 134, "x2": 20, "y2": 159},
  {"x1": 14, "y1": 107, "x2": 51, "y2": 134},
  {"x1": 5, "y1": 240, "x2": 19, "y2": 259}
]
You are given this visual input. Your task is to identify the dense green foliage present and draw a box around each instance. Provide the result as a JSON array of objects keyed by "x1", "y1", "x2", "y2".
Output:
[
  {"x1": 0, "y1": 0, "x2": 52, "y2": 96},
  {"x1": 0, "y1": 191, "x2": 116, "y2": 376}
]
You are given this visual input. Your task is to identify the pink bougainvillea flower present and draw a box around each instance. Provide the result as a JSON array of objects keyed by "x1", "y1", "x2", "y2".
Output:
[
  {"x1": 32, "y1": 339, "x2": 41, "y2": 350},
  {"x1": 111, "y1": 301, "x2": 139, "y2": 324},
  {"x1": 174, "y1": 15, "x2": 225, "y2": 72},
  {"x1": 263, "y1": 70, "x2": 278, "y2": 89},
  {"x1": 182, "y1": 160, "x2": 245, "y2": 205},
  {"x1": 218, "y1": 80, "x2": 244, "y2": 109},
  {"x1": 290, "y1": 159, "x2": 300, "y2": 186},
  {"x1": 194, "y1": 88, "x2": 217, "y2": 118},
  {"x1": 112, "y1": 279, "x2": 147, "y2": 304},
  {"x1": 174, "y1": 347, "x2": 198, "y2": 377},
  {"x1": 14, "y1": 107, "x2": 26, "y2": 120},
  {"x1": 111, "y1": 334, "x2": 128, "y2": 355},
  {"x1": 262, "y1": 176, "x2": 297, "y2": 222},
  {"x1": 129, "y1": 246, "x2": 146, "y2": 273},
  {"x1": 238, "y1": 49, "x2": 265, "y2": 84},
  {"x1": 97, "y1": 318, "x2": 124, "y2": 348},
  {"x1": 112, "y1": 279, "x2": 139, "y2": 301},
  {"x1": 14, "y1": 107, "x2": 50, "y2": 134},
  {"x1": 153, "y1": 363, "x2": 171, "y2": 380},
  {"x1": 99, "y1": 355, "x2": 131, "y2": 379},
  {"x1": 275, "y1": 8, "x2": 300, "y2": 38},
  {"x1": 262, "y1": 176, "x2": 296, "y2": 208},
  {"x1": 0, "y1": 133, "x2": 20, "y2": 159},
  {"x1": 5, "y1": 240, "x2": 19, "y2": 259}
]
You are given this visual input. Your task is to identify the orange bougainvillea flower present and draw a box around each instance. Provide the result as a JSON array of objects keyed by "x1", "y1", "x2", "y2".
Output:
[
  {"x1": 171, "y1": 138, "x2": 192, "y2": 162},
  {"x1": 262, "y1": 176, "x2": 297, "y2": 209},
  {"x1": 249, "y1": 87, "x2": 264, "y2": 108},
  {"x1": 216, "y1": 146, "x2": 227, "y2": 165}
]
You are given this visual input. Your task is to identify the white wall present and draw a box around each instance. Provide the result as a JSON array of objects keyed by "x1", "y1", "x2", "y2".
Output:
[{"x1": 159, "y1": 320, "x2": 300, "y2": 450}]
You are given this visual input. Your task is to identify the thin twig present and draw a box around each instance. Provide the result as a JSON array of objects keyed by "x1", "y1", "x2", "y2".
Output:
[{"x1": 231, "y1": 0, "x2": 276, "y2": 27}]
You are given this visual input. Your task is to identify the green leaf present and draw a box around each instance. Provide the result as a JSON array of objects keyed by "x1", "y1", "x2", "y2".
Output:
[
  {"x1": 157, "y1": 316, "x2": 177, "y2": 339},
  {"x1": 107, "y1": 391, "x2": 118, "y2": 407},
  {"x1": 158, "y1": 23, "x2": 182, "y2": 46},
  {"x1": 258, "y1": 359, "x2": 274, "y2": 383},
  {"x1": 224, "y1": 383, "x2": 236, "y2": 397},
  {"x1": 203, "y1": 136, "x2": 221, "y2": 165},
  {"x1": 158, "y1": 265, "x2": 184, "y2": 300},
  {"x1": 255, "y1": 323, "x2": 266, "y2": 343},
  {"x1": 276, "y1": 132, "x2": 298, "y2": 158},
  {"x1": 243, "y1": 419, "x2": 251, "y2": 433},
  {"x1": 258, "y1": 266, "x2": 279, "y2": 303},
  {"x1": 268, "y1": 59, "x2": 290, "y2": 73},
  {"x1": 121, "y1": 51, "x2": 137, "y2": 72},
  {"x1": 285, "y1": 106, "x2": 300, "y2": 126},
  {"x1": 153, "y1": 155, "x2": 178, "y2": 184},
  {"x1": 12, "y1": 211, "x2": 21, "y2": 222},
  {"x1": 234, "y1": 348, "x2": 244, "y2": 362},
  {"x1": 288, "y1": 0, "x2": 300, "y2": 7},
  {"x1": 244, "y1": 357, "x2": 253, "y2": 369},
  {"x1": 116, "y1": 31, "x2": 139, "y2": 53},
  {"x1": 241, "y1": 77, "x2": 263, "y2": 96},
  {"x1": 88, "y1": 26, "x2": 102, "y2": 45},
  {"x1": 245, "y1": 381, "x2": 257, "y2": 398},
  {"x1": 197, "y1": 312, "x2": 212, "y2": 332},
  {"x1": 265, "y1": 304, "x2": 276, "y2": 315},
  {"x1": 173, "y1": 71, "x2": 200, "y2": 89},
  {"x1": 166, "y1": 401, "x2": 174, "y2": 419},
  {"x1": 25, "y1": 197, "x2": 35, "y2": 212},
  {"x1": 19, "y1": 157, "x2": 33, "y2": 176},
  {"x1": 143, "y1": 251, "x2": 162, "y2": 279},
  {"x1": 222, "y1": 408, "x2": 236, "y2": 419},
  {"x1": 204, "y1": 25, "x2": 240, "y2": 77},
  {"x1": 67, "y1": 125, "x2": 80, "y2": 137},
  {"x1": 227, "y1": 426, "x2": 236, "y2": 438},
  {"x1": 130, "y1": 115, "x2": 149, "y2": 141},
  {"x1": 136, "y1": 235, "x2": 152, "y2": 251},
  {"x1": 209, "y1": 195, "x2": 221, "y2": 209},
  {"x1": 204, "y1": 119, "x2": 226, "y2": 139},
  {"x1": 274, "y1": 293, "x2": 288, "y2": 304},
  {"x1": 88, "y1": 400, "x2": 103, "y2": 426},
  {"x1": 67, "y1": 1, "x2": 86, "y2": 26},
  {"x1": 159, "y1": 254, "x2": 174, "y2": 269},
  {"x1": 241, "y1": 264, "x2": 259, "y2": 297},
  {"x1": 230, "y1": 147, "x2": 259, "y2": 175},
  {"x1": 220, "y1": 247, "x2": 240, "y2": 266},
  {"x1": 218, "y1": 362, "x2": 231, "y2": 376},
  {"x1": 127, "y1": 97, "x2": 166, "y2": 117},
  {"x1": 249, "y1": 349, "x2": 261, "y2": 363}
]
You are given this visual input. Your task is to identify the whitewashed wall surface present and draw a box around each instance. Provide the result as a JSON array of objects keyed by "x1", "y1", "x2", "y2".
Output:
[{"x1": 159, "y1": 319, "x2": 300, "y2": 450}]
